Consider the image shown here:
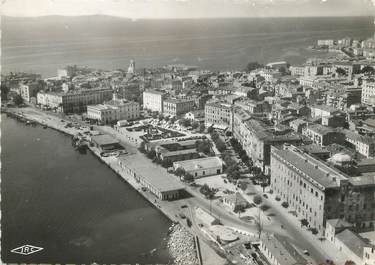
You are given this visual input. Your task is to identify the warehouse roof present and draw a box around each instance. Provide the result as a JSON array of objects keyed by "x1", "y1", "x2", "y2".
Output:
[
  {"x1": 118, "y1": 154, "x2": 184, "y2": 192},
  {"x1": 271, "y1": 147, "x2": 347, "y2": 189},
  {"x1": 173, "y1": 157, "x2": 223, "y2": 171}
]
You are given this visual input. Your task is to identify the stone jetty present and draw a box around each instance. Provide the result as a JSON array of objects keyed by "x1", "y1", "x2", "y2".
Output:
[{"x1": 167, "y1": 223, "x2": 199, "y2": 265}]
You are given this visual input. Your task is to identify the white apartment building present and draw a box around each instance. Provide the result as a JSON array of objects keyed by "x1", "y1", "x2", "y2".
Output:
[
  {"x1": 87, "y1": 97, "x2": 140, "y2": 124},
  {"x1": 20, "y1": 82, "x2": 40, "y2": 102},
  {"x1": 344, "y1": 130, "x2": 375, "y2": 158},
  {"x1": 362, "y1": 79, "x2": 375, "y2": 106},
  {"x1": 271, "y1": 145, "x2": 348, "y2": 234},
  {"x1": 143, "y1": 90, "x2": 165, "y2": 113},
  {"x1": 163, "y1": 98, "x2": 195, "y2": 117},
  {"x1": 37, "y1": 88, "x2": 113, "y2": 113}
]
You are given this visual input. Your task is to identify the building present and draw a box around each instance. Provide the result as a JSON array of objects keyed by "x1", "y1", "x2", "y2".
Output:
[
  {"x1": 117, "y1": 82, "x2": 140, "y2": 102},
  {"x1": 302, "y1": 124, "x2": 345, "y2": 147},
  {"x1": 317, "y1": 39, "x2": 335, "y2": 47},
  {"x1": 260, "y1": 234, "x2": 308, "y2": 265},
  {"x1": 127, "y1": 59, "x2": 135, "y2": 75},
  {"x1": 344, "y1": 130, "x2": 375, "y2": 158},
  {"x1": 20, "y1": 82, "x2": 41, "y2": 102},
  {"x1": 163, "y1": 98, "x2": 195, "y2": 117},
  {"x1": 204, "y1": 101, "x2": 233, "y2": 130},
  {"x1": 143, "y1": 90, "x2": 165, "y2": 113},
  {"x1": 325, "y1": 218, "x2": 353, "y2": 243},
  {"x1": 310, "y1": 105, "x2": 340, "y2": 119},
  {"x1": 290, "y1": 66, "x2": 305, "y2": 76},
  {"x1": 146, "y1": 139, "x2": 200, "y2": 163},
  {"x1": 233, "y1": 118, "x2": 302, "y2": 172},
  {"x1": 222, "y1": 192, "x2": 249, "y2": 212},
  {"x1": 362, "y1": 79, "x2": 375, "y2": 106},
  {"x1": 271, "y1": 144, "x2": 375, "y2": 235},
  {"x1": 334, "y1": 229, "x2": 372, "y2": 265},
  {"x1": 37, "y1": 88, "x2": 113, "y2": 113},
  {"x1": 91, "y1": 134, "x2": 122, "y2": 152},
  {"x1": 289, "y1": 119, "x2": 307, "y2": 133},
  {"x1": 118, "y1": 155, "x2": 184, "y2": 200},
  {"x1": 87, "y1": 96, "x2": 140, "y2": 124},
  {"x1": 173, "y1": 157, "x2": 223, "y2": 178},
  {"x1": 234, "y1": 99, "x2": 271, "y2": 114},
  {"x1": 347, "y1": 175, "x2": 375, "y2": 230},
  {"x1": 271, "y1": 145, "x2": 348, "y2": 234},
  {"x1": 361, "y1": 231, "x2": 375, "y2": 265}
]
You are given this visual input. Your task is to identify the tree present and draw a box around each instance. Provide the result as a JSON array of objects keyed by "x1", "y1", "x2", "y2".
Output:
[
  {"x1": 215, "y1": 140, "x2": 226, "y2": 153},
  {"x1": 335, "y1": 67, "x2": 346, "y2": 76},
  {"x1": 174, "y1": 167, "x2": 186, "y2": 178},
  {"x1": 238, "y1": 181, "x2": 248, "y2": 191},
  {"x1": 253, "y1": 194, "x2": 263, "y2": 205},
  {"x1": 170, "y1": 116, "x2": 177, "y2": 124},
  {"x1": 191, "y1": 121, "x2": 200, "y2": 130},
  {"x1": 196, "y1": 140, "x2": 212, "y2": 155},
  {"x1": 281, "y1": 201, "x2": 289, "y2": 208},
  {"x1": 279, "y1": 66, "x2": 287, "y2": 75},
  {"x1": 245, "y1": 62, "x2": 263, "y2": 72},
  {"x1": 183, "y1": 173, "x2": 194, "y2": 182},
  {"x1": 164, "y1": 115, "x2": 170, "y2": 122},
  {"x1": 361, "y1": 65, "x2": 375, "y2": 75},
  {"x1": 199, "y1": 123, "x2": 205, "y2": 133},
  {"x1": 158, "y1": 114, "x2": 164, "y2": 121},
  {"x1": 300, "y1": 218, "x2": 309, "y2": 227},
  {"x1": 161, "y1": 158, "x2": 172, "y2": 168},
  {"x1": 138, "y1": 141, "x2": 146, "y2": 153},
  {"x1": 13, "y1": 94, "x2": 24, "y2": 106},
  {"x1": 179, "y1": 118, "x2": 191, "y2": 127},
  {"x1": 255, "y1": 209, "x2": 263, "y2": 239},
  {"x1": 147, "y1": 149, "x2": 156, "y2": 159},
  {"x1": 1, "y1": 83, "x2": 9, "y2": 100},
  {"x1": 207, "y1": 126, "x2": 214, "y2": 134}
]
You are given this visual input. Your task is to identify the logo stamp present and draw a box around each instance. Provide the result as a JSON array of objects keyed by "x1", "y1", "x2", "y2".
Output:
[{"x1": 11, "y1": 245, "x2": 43, "y2": 255}]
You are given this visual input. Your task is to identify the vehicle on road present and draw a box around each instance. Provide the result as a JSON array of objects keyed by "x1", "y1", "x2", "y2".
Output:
[
  {"x1": 303, "y1": 250, "x2": 310, "y2": 256},
  {"x1": 263, "y1": 194, "x2": 268, "y2": 198}
]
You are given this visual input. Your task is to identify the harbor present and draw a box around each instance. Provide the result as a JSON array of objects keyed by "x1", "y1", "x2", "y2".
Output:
[{"x1": 1, "y1": 107, "x2": 221, "y2": 265}]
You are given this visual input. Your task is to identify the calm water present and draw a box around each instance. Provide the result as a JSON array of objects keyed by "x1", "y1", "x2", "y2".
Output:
[
  {"x1": 2, "y1": 16, "x2": 374, "y2": 77},
  {"x1": 1, "y1": 115, "x2": 172, "y2": 264}
]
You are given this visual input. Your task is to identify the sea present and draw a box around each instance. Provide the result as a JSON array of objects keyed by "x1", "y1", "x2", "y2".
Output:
[
  {"x1": 1, "y1": 115, "x2": 172, "y2": 264},
  {"x1": 1, "y1": 16, "x2": 374, "y2": 78}
]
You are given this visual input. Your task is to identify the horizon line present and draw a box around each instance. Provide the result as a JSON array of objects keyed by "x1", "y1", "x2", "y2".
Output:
[{"x1": 3, "y1": 14, "x2": 375, "y2": 20}]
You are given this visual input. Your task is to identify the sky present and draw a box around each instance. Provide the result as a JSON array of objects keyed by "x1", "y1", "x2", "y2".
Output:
[{"x1": 1, "y1": 0, "x2": 375, "y2": 18}]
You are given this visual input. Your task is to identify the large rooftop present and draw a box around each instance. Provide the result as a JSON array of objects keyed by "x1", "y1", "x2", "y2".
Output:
[
  {"x1": 272, "y1": 146, "x2": 347, "y2": 189},
  {"x1": 173, "y1": 157, "x2": 223, "y2": 171},
  {"x1": 336, "y1": 229, "x2": 369, "y2": 258},
  {"x1": 245, "y1": 119, "x2": 302, "y2": 142},
  {"x1": 118, "y1": 154, "x2": 184, "y2": 192},
  {"x1": 262, "y1": 234, "x2": 308, "y2": 265}
]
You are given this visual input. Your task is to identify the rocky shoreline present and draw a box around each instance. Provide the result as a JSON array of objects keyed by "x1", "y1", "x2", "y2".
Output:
[{"x1": 167, "y1": 223, "x2": 199, "y2": 265}]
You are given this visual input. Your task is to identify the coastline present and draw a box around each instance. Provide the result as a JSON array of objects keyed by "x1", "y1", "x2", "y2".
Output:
[{"x1": 2, "y1": 107, "x2": 204, "y2": 265}]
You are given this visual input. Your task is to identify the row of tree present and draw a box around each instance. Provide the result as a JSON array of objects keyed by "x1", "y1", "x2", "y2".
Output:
[
  {"x1": 210, "y1": 131, "x2": 227, "y2": 153},
  {"x1": 138, "y1": 142, "x2": 173, "y2": 168}
]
